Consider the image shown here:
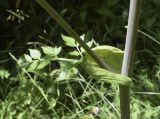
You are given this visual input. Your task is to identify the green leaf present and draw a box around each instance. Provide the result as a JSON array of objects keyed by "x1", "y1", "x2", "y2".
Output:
[
  {"x1": 86, "y1": 40, "x2": 94, "y2": 48},
  {"x1": 42, "y1": 46, "x2": 55, "y2": 54},
  {"x1": 24, "y1": 54, "x2": 32, "y2": 62},
  {"x1": 42, "y1": 46, "x2": 61, "y2": 55},
  {"x1": 83, "y1": 45, "x2": 124, "y2": 73},
  {"x1": 29, "y1": 49, "x2": 41, "y2": 59},
  {"x1": 56, "y1": 61, "x2": 78, "y2": 81},
  {"x1": 61, "y1": 34, "x2": 76, "y2": 47},
  {"x1": 68, "y1": 51, "x2": 80, "y2": 56},
  {"x1": 81, "y1": 45, "x2": 132, "y2": 85},
  {"x1": 37, "y1": 59, "x2": 50, "y2": 69},
  {"x1": 27, "y1": 60, "x2": 39, "y2": 71},
  {"x1": 50, "y1": 98, "x2": 57, "y2": 108},
  {"x1": 0, "y1": 69, "x2": 10, "y2": 79},
  {"x1": 80, "y1": 114, "x2": 94, "y2": 119},
  {"x1": 27, "y1": 60, "x2": 50, "y2": 71},
  {"x1": 81, "y1": 61, "x2": 131, "y2": 85},
  {"x1": 43, "y1": 55, "x2": 58, "y2": 61},
  {"x1": 18, "y1": 111, "x2": 27, "y2": 119},
  {"x1": 53, "y1": 46, "x2": 62, "y2": 56}
]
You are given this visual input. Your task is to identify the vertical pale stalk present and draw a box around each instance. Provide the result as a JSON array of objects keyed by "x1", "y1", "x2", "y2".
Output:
[{"x1": 120, "y1": 0, "x2": 142, "y2": 119}]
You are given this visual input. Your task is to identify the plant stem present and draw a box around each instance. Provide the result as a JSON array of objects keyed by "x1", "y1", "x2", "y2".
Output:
[
  {"x1": 35, "y1": 0, "x2": 113, "y2": 71},
  {"x1": 120, "y1": 0, "x2": 142, "y2": 119}
]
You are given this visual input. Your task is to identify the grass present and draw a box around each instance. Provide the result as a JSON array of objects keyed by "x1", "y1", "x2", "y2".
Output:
[{"x1": 0, "y1": 0, "x2": 160, "y2": 119}]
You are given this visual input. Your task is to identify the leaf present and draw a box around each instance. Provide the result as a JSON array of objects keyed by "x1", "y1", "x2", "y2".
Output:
[
  {"x1": 17, "y1": 57, "x2": 25, "y2": 65},
  {"x1": 86, "y1": 40, "x2": 94, "y2": 48},
  {"x1": 0, "y1": 69, "x2": 10, "y2": 79},
  {"x1": 56, "y1": 61, "x2": 78, "y2": 81},
  {"x1": 80, "y1": 114, "x2": 94, "y2": 119},
  {"x1": 68, "y1": 51, "x2": 80, "y2": 56},
  {"x1": 53, "y1": 46, "x2": 62, "y2": 56},
  {"x1": 24, "y1": 54, "x2": 32, "y2": 62},
  {"x1": 81, "y1": 45, "x2": 131, "y2": 85},
  {"x1": 18, "y1": 111, "x2": 27, "y2": 119},
  {"x1": 80, "y1": 34, "x2": 85, "y2": 41},
  {"x1": 81, "y1": 61, "x2": 131, "y2": 85},
  {"x1": 42, "y1": 46, "x2": 61, "y2": 55},
  {"x1": 42, "y1": 46, "x2": 55, "y2": 55},
  {"x1": 26, "y1": 60, "x2": 50, "y2": 71},
  {"x1": 83, "y1": 45, "x2": 124, "y2": 73},
  {"x1": 37, "y1": 59, "x2": 50, "y2": 69},
  {"x1": 50, "y1": 98, "x2": 57, "y2": 108},
  {"x1": 27, "y1": 60, "x2": 39, "y2": 71},
  {"x1": 43, "y1": 55, "x2": 58, "y2": 61},
  {"x1": 61, "y1": 34, "x2": 76, "y2": 47},
  {"x1": 29, "y1": 49, "x2": 41, "y2": 59}
]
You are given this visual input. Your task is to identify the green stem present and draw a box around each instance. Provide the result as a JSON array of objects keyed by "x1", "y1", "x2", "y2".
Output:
[
  {"x1": 35, "y1": 0, "x2": 112, "y2": 71},
  {"x1": 120, "y1": 0, "x2": 142, "y2": 119}
]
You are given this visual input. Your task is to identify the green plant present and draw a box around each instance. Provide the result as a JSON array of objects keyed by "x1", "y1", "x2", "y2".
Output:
[{"x1": 1, "y1": 0, "x2": 160, "y2": 119}]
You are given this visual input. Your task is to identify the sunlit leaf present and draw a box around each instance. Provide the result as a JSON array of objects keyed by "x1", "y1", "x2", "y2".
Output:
[
  {"x1": 42, "y1": 46, "x2": 55, "y2": 55},
  {"x1": 29, "y1": 49, "x2": 41, "y2": 59},
  {"x1": 61, "y1": 34, "x2": 76, "y2": 47},
  {"x1": 50, "y1": 98, "x2": 57, "y2": 108},
  {"x1": 68, "y1": 51, "x2": 80, "y2": 56},
  {"x1": 81, "y1": 61, "x2": 131, "y2": 85},
  {"x1": 53, "y1": 46, "x2": 62, "y2": 56},
  {"x1": 56, "y1": 61, "x2": 78, "y2": 81},
  {"x1": 42, "y1": 46, "x2": 61, "y2": 56},
  {"x1": 17, "y1": 111, "x2": 27, "y2": 119},
  {"x1": 37, "y1": 59, "x2": 50, "y2": 69},
  {"x1": 24, "y1": 54, "x2": 32, "y2": 62},
  {"x1": 27, "y1": 60, "x2": 39, "y2": 71},
  {"x1": 0, "y1": 69, "x2": 10, "y2": 79},
  {"x1": 83, "y1": 45, "x2": 124, "y2": 73}
]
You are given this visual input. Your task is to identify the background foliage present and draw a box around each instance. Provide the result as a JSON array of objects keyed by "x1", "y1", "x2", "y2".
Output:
[{"x1": 0, "y1": 0, "x2": 160, "y2": 118}]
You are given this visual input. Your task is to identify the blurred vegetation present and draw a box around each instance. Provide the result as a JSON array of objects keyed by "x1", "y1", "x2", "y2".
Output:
[{"x1": 0, "y1": 0, "x2": 160, "y2": 118}]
